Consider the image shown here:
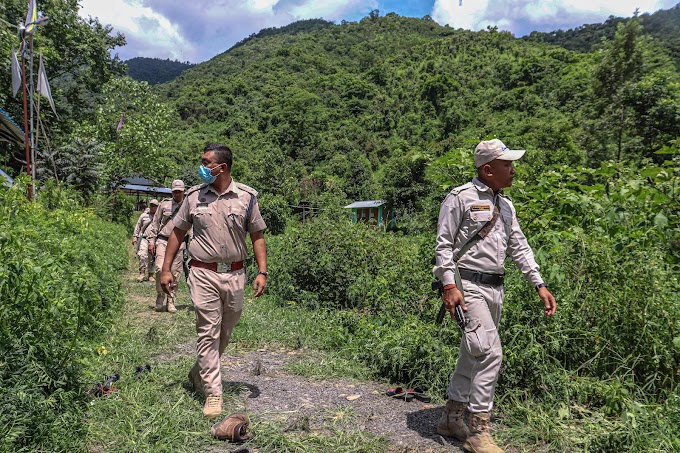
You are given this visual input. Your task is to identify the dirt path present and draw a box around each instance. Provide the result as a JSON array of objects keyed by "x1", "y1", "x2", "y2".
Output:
[{"x1": 127, "y1": 255, "x2": 463, "y2": 452}]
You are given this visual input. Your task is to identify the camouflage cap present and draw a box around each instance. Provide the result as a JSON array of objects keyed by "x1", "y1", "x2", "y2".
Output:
[{"x1": 149, "y1": 198, "x2": 160, "y2": 206}]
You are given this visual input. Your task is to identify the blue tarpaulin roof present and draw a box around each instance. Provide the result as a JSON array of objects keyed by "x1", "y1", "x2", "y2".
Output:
[{"x1": 344, "y1": 200, "x2": 387, "y2": 209}]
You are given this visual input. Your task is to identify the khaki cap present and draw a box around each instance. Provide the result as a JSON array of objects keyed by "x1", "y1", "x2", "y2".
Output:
[
  {"x1": 474, "y1": 139, "x2": 525, "y2": 168},
  {"x1": 171, "y1": 179, "x2": 185, "y2": 191},
  {"x1": 149, "y1": 198, "x2": 160, "y2": 206}
]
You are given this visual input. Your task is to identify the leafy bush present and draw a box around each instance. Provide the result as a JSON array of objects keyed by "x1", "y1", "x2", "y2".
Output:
[{"x1": 0, "y1": 177, "x2": 127, "y2": 451}]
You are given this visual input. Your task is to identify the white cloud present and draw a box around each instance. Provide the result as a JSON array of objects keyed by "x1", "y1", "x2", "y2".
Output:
[
  {"x1": 80, "y1": 0, "x2": 191, "y2": 60},
  {"x1": 431, "y1": 0, "x2": 676, "y2": 35}
]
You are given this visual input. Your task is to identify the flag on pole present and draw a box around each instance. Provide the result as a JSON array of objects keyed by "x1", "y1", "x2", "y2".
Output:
[
  {"x1": 11, "y1": 49, "x2": 22, "y2": 98},
  {"x1": 37, "y1": 53, "x2": 58, "y2": 117},
  {"x1": 116, "y1": 116, "x2": 124, "y2": 133},
  {"x1": 24, "y1": 0, "x2": 38, "y2": 35}
]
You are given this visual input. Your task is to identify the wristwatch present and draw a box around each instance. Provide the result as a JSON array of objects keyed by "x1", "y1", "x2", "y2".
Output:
[
  {"x1": 535, "y1": 283, "x2": 548, "y2": 291},
  {"x1": 258, "y1": 271, "x2": 269, "y2": 278}
]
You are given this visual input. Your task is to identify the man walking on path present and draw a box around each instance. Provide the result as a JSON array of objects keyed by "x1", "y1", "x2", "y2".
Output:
[
  {"x1": 148, "y1": 180, "x2": 187, "y2": 313},
  {"x1": 132, "y1": 198, "x2": 159, "y2": 282},
  {"x1": 433, "y1": 139, "x2": 556, "y2": 453},
  {"x1": 160, "y1": 144, "x2": 268, "y2": 419}
]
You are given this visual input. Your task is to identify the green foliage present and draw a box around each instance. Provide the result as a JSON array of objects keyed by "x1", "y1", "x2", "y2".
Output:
[
  {"x1": 267, "y1": 216, "x2": 433, "y2": 314},
  {"x1": 0, "y1": 175, "x2": 127, "y2": 452},
  {"x1": 0, "y1": 0, "x2": 126, "y2": 166}
]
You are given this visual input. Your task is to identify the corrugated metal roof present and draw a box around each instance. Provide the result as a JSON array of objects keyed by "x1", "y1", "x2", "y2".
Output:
[
  {"x1": 124, "y1": 176, "x2": 157, "y2": 186},
  {"x1": 120, "y1": 184, "x2": 172, "y2": 194},
  {"x1": 0, "y1": 168, "x2": 14, "y2": 187},
  {"x1": 344, "y1": 200, "x2": 387, "y2": 209},
  {"x1": 0, "y1": 107, "x2": 25, "y2": 145}
]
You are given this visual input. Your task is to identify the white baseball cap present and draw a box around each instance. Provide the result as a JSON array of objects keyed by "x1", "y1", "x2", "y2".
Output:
[
  {"x1": 171, "y1": 179, "x2": 185, "y2": 192},
  {"x1": 474, "y1": 139, "x2": 525, "y2": 168}
]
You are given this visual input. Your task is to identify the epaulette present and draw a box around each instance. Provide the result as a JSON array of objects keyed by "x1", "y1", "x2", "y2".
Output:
[
  {"x1": 185, "y1": 184, "x2": 206, "y2": 197},
  {"x1": 235, "y1": 182, "x2": 258, "y2": 197},
  {"x1": 499, "y1": 191, "x2": 512, "y2": 201},
  {"x1": 449, "y1": 182, "x2": 474, "y2": 195}
]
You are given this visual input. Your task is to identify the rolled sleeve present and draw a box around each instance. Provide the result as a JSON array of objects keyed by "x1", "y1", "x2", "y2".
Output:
[
  {"x1": 247, "y1": 196, "x2": 267, "y2": 233},
  {"x1": 433, "y1": 194, "x2": 462, "y2": 286}
]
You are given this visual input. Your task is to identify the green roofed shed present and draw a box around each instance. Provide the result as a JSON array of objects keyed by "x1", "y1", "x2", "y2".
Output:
[{"x1": 344, "y1": 200, "x2": 389, "y2": 227}]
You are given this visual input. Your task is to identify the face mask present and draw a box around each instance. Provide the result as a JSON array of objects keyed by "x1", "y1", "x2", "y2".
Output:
[{"x1": 198, "y1": 164, "x2": 219, "y2": 184}]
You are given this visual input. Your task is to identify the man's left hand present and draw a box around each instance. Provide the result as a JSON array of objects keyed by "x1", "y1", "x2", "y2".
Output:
[
  {"x1": 538, "y1": 287, "x2": 556, "y2": 316},
  {"x1": 253, "y1": 274, "x2": 267, "y2": 298}
]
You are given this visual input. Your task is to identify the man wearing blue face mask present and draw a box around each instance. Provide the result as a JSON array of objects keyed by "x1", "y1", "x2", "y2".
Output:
[{"x1": 160, "y1": 144, "x2": 268, "y2": 419}]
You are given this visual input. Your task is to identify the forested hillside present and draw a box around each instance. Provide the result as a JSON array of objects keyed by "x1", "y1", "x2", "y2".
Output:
[
  {"x1": 157, "y1": 11, "x2": 680, "y2": 229},
  {"x1": 126, "y1": 57, "x2": 195, "y2": 85},
  {"x1": 525, "y1": 3, "x2": 680, "y2": 68}
]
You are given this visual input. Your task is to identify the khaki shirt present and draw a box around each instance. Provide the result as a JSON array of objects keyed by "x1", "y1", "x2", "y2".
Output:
[
  {"x1": 434, "y1": 177, "x2": 543, "y2": 287},
  {"x1": 133, "y1": 208, "x2": 153, "y2": 239},
  {"x1": 172, "y1": 179, "x2": 267, "y2": 263},
  {"x1": 148, "y1": 198, "x2": 183, "y2": 245}
]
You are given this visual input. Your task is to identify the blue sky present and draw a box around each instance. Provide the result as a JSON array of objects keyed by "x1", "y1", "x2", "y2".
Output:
[{"x1": 78, "y1": 0, "x2": 678, "y2": 63}]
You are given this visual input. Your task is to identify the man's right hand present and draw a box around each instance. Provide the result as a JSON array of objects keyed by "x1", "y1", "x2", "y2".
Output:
[
  {"x1": 132, "y1": 238, "x2": 137, "y2": 245},
  {"x1": 442, "y1": 286, "x2": 467, "y2": 320},
  {"x1": 148, "y1": 243, "x2": 156, "y2": 255},
  {"x1": 159, "y1": 270, "x2": 174, "y2": 295}
]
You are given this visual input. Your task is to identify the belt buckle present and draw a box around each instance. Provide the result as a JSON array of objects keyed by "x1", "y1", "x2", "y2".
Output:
[{"x1": 216, "y1": 262, "x2": 230, "y2": 273}]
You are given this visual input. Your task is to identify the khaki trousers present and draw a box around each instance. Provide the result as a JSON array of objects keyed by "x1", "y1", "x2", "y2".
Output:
[
  {"x1": 136, "y1": 237, "x2": 152, "y2": 274},
  {"x1": 153, "y1": 239, "x2": 183, "y2": 309},
  {"x1": 187, "y1": 266, "x2": 245, "y2": 396},
  {"x1": 448, "y1": 280, "x2": 504, "y2": 413}
]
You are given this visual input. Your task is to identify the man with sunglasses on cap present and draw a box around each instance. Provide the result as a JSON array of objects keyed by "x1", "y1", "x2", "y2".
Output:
[{"x1": 433, "y1": 139, "x2": 556, "y2": 453}]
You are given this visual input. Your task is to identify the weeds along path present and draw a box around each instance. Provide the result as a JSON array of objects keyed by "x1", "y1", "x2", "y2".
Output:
[{"x1": 85, "y1": 246, "x2": 464, "y2": 452}]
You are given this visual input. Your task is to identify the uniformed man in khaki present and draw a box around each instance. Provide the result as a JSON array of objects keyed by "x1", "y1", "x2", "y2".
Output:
[
  {"x1": 148, "y1": 180, "x2": 187, "y2": 313},
  {"x1": 160, "y1": 144, "x2": 268, "y2": 419},
  {"x1": 433, "y1": 139, "x2": 556, "y2": 453},
  {"x1": 132, "y1": 198, "x2": 159, "y2": 282}
]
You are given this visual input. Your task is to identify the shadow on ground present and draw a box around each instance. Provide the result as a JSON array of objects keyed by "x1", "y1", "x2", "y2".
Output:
[{"x1": 406, "y1": 407, "x2": 465, "y2": 450}]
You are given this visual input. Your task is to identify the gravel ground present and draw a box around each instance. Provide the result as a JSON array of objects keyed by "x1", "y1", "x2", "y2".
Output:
[{"x1": 212, "y1": 348, "x2": 465, "y2": 452}]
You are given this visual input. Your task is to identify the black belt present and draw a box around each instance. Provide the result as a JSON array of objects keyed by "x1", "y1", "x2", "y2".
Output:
[
  {"x1": 459, "y1": 268, "x2": 504, "y2": 287},
  {"x1": 157, "y1": 234, "x2": 170, "y2": 241}
]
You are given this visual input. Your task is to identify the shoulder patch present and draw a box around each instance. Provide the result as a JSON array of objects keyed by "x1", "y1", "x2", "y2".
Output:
[{"x1": 235, "y1": 182, "x2": 258, "y2": 197}]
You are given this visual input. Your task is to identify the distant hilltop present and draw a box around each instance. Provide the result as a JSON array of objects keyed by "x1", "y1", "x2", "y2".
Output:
[{"x1": 125, "y1": 57, "x2": 196, "y2": 85}]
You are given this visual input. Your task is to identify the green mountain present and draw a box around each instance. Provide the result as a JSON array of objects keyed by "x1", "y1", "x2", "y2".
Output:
[
  {"x1": 524, "y1": 3, "x2": 680, "y2": 68},
  {"x1": 156, "y1": 12, "x2": 680, "y2": 226},
  {"x1": 126, "y1": 57, "x2": 195, "y2": 85}
]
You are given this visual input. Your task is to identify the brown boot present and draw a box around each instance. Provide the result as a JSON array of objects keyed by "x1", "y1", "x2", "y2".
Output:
[
  {"x1": 437, "y1": 400, "x2": 470, "y2": 440},
  {"x1": 167, "y1": 302, "x2": 177, "y2": 313},
  {"x1": 147, "y1": 274, "x2": 155, "y2": 282},
  {"x1": 210, "y1": 413, "x2": 252, "y2": 441},
  {"x1": 155, "y1": 294, "x2": 166, "y2": 312},
  {"x1": 137, "y1": 272, "x2": 145, "y2": 282},
  {"x1": 203, "y1": 395, "x2": 223, "y2": 419},
  {"x1": 463, "y1": 412, "x2": 504, "y2": 453}
]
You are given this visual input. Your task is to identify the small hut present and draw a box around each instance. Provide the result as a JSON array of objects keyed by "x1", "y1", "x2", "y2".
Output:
[{"x1": 344, "y1": 200, "x2": 388, "y2": 227}]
